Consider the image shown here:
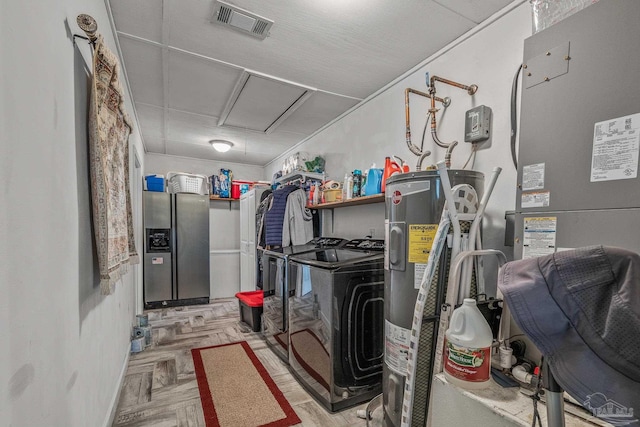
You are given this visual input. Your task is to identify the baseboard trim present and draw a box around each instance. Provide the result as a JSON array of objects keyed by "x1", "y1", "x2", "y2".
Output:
[{"x1": 103, "y1": 347, "x2": 130, "y2": 427}]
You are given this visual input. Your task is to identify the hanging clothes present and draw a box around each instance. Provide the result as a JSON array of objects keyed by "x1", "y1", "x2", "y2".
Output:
[
  {"x1": 255, "y1": 189, "x2": 273, "y2": 250},
  {"x1": 264, "y1": 185, "x2": 300, "y2": 247},
  {"x1": 255, "y1": 189, "x2": 273, "y2": 290},
  {"x1": 282, "y1": 189, "x2": 313, "y2": 246}
]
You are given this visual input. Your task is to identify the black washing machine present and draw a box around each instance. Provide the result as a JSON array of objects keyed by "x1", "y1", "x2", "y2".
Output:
[
  {"x1": 287, "y1": 239, "x2": 385, "y2": 412},
  {"x1": 261, "y1": 237, "x2": 346, "y2": 364}
]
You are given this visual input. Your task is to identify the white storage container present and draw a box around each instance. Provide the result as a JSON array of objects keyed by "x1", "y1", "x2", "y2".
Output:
[
  {"x1": 443, "y1": 298, "x2": 494, "y2": 389},
  {"x1": 166, "y1": 172, "x2": 208, "y2": 195}
]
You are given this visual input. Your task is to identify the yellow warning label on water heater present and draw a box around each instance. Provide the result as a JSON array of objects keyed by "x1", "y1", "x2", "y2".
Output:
[{"x1": 408, "y1": 224, "x2": 438, "y2": 263}]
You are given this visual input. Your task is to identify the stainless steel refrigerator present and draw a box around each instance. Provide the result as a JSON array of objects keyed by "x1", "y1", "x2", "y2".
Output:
[{"x1": 143, "y1": 192, "x2": 210, "y2": 308}]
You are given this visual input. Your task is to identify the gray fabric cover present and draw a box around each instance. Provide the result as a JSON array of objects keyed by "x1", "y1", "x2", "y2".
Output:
[
  {"x1": 498, "y1": 246, "x2": 640, "y2": 416},
  {"x1": 282, "y1": 189, "x2": 313, "y2": 247}
]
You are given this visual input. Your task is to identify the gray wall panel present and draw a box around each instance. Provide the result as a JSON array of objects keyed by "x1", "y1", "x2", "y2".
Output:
[
  {"x1": 514, "y1": 209, "x2": 640, "y2": 260},
  {"x1": 517, "y1": 0, "x2": 640, "y2": 213}
]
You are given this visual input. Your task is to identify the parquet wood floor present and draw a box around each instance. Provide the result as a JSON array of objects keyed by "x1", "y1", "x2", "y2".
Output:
[{"x1": 112, "y1": 298, "x2": 379, "y2": 426}]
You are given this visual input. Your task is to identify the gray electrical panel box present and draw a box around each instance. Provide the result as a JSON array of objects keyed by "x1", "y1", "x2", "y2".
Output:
[{"x1": 464, "y1": 105, "x2": 492, "y2": 142}]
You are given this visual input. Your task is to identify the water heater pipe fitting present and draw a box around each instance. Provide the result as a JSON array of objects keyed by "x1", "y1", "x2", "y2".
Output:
[{"x1": 512, "y1": 365, "x2": 533, "y2": 384}]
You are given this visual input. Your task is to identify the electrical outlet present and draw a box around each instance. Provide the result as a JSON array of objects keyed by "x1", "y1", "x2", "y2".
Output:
[{"x1": 369, "y1": 228, "x2": 376, "y2": 238}]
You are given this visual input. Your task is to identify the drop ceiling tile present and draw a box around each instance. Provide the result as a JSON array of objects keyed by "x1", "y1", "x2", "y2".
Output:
[
  {"x1": 135, "y1": 103, "x2": 164, "y2": 140},
  {"x1": 244, "y1": 132, "x2": 301, "y2": 155},
  {"x1": 119, "y1": 37, "x2": 164, "y2": 106},
  {"x1": 165, "y1": 139, "x2": 270, "y2": 166},
  {"x1": 276, "y1": 92, "x2": 360, "y2": 134},
  {"x1": 222, "y1": 74, "x2": 308, "y2": 132},
  {"x1": 166, "y1": 0, "x2": 224, "y2": 49},
  {"x1": 143, "y1": 136, "x2": 166, "y2": 154},
  {"x1": 167, "y1": 50, "x2": 243, "y2": 116},
  {"x1": 166, "y1": 0, "x2": 476, "y2": 99},
  {"x1": 166, "y1": 109, "x2": 219, "y2": 143},
  {"x1": 433, "y1": 0, "x2": 515, "y2": 24},
  {"x1": 166, "y1": 109, "x2": 303, "y2": 151},
  {"x1": 110, "y1": 0, "x2": 163, "y2": 42}
]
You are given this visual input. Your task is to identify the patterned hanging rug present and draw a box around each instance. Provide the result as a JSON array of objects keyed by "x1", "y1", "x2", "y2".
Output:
[{"x1": 89, "y1": 34, "x2": 138, "y2": 295}]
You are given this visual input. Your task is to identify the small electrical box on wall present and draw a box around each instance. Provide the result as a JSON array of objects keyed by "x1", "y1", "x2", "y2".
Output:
[{"x1": 464, "y1": 105, "x2": 492, "y2": 143}]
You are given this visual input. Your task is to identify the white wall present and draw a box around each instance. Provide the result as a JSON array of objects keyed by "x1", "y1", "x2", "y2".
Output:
[
  {"x1": 144, "y1": 153, "x2": 264, "y2": 298},
  {"x1": 145, "y1": 152, "x2": 264, "y2": 182},
  {"x1": 0, "y1": 1, "x2": 144, "y2": 426},
  {"x1": 265, "y1": 1, "x2": 532, "y2": 268}
]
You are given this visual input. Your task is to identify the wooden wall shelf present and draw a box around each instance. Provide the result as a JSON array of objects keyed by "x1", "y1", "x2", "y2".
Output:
[
  {"x1": 308, "y1": 193, "x2": 385, "y2": 209},
  {"x1": 209, "y1": 196, "x2": 239, "y2": 201},
  {"x1": 308, "y1": 193, "x2": 385, "y2": 233}
]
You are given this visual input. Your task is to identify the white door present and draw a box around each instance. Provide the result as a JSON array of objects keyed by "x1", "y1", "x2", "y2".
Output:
[
  {"x1": 239, "y1": 191, "x2": 255, "y2": 292},
  {"x1": 245, "y1": 190, "x2": 256, "y2": 291}
]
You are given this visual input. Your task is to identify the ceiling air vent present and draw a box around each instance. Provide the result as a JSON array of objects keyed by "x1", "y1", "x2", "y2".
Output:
[{"x1": 211, "y1": 1, "x2": 273, "y2": 40}]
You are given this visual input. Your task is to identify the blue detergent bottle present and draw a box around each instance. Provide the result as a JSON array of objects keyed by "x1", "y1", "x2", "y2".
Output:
[{"x1": 364, "y1": 164, "x2": 383, "y2": 195}]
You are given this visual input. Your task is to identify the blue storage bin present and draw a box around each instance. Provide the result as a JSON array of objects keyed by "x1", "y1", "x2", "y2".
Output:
[{"x1": 145, "y1": 175, "x2": 165, "y2": 192}]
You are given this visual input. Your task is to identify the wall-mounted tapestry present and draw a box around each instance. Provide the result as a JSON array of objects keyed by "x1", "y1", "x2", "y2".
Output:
[{"x1": 89, "y1": 34, "x2": 138, "y2": 295}]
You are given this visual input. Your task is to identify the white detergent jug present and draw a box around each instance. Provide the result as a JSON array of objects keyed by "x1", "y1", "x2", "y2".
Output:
[{"x1": 443, "y1": 298, "x2": 493, "y2": 389}]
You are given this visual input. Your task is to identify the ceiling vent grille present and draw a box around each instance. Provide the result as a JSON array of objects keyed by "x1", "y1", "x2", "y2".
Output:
[{"x1": 211, "y1": 1, "x2": 273, "y2": 40}]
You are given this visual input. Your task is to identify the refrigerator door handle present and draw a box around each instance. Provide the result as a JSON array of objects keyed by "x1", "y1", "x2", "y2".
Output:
[{"x1": 171, "y1": 194, "x2": 178, "y2": 300}]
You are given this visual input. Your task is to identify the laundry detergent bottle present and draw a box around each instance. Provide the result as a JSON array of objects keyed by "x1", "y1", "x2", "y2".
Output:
[
  {"x1": 364, "y1": 164, "x2": 383, "y2": 196},
  {"x1": 443, "y1": 298, "x2": 493, "y2": 389},
  {"x1": 381, "y1": 157, "x2": 402, "y2": 193}
]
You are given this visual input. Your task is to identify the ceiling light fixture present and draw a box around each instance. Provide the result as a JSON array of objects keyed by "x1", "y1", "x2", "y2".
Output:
[{"x1": 209, "y1": 140, "x2": 234, "y2": 153}]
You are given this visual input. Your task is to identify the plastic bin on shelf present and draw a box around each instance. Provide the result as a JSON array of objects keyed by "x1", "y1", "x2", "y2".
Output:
[
  {"x1": 231, "y1": 180, "x2": 254, "y2": 199},
  {"x1": 166, "y1": 172, "x2": 208, "y2": 195},
  {"x1": 235, "y1": 290, "x2": 264, "y2": 332},
  {"x1": 145, "y1": 175, "x2": 165, "y2": 192}
]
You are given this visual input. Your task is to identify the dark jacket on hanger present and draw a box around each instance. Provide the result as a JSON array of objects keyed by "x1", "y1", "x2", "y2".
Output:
[{"x1": 264, "y1": 185, "x2": 300, "y2": 247}]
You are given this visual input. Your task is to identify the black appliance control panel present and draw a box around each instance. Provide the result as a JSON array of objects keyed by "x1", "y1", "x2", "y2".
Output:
[
  {"x1": 342, "y1": 239, "x2": 385, "y2": 251},
  {"x1": 312, "y1": 237, "x2": 346, "y2": 248},
  {"x1": 147, "y1": 229, "x2": 171, "y2": 252}
]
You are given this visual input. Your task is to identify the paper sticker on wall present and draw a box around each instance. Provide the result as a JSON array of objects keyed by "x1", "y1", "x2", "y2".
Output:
[
  {"x1": 408, "y1": 224, "x2": 438, "y2": 263},
  {"x1": 522, "y1": 163, "x2": 545, "y2": 191},
  {"x1": 523, "y1": 217, "x2": 557, "y2": 259},
  {"x1": 591, "y1": 113, "x2": 640, "y2": 182},
  {"x1": 521, "y1": 191, "x2": 550, "y2": 208}
]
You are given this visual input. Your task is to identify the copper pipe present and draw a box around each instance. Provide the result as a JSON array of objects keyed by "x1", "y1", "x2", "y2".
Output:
[
  {"x1": 406, "y1": 88, "x2": 448, "y2": 105},
  {"x1": 405, "y1": 88, "x2": 449, "y2": 157},
  {"x1": 429, "y1": 95, "x2": 448, "y2": 148},
  {"x1": 426, "y1": 76, "x2": 478, "y2": 167},
  {"x1": 430, "y1": 95, "x2": 438, "y2": 131},
  {"x1": 430, "y1": 75, "x2": 478, "y2": 96}
]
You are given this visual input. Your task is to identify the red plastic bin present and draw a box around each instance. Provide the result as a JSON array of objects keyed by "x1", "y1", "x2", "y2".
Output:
[
  {"x1": 235, "y1": 290, "x2": 264, "y2": 332},
  {"x1": 231, "y1": 180, "x2": 253, "y2": 199}
]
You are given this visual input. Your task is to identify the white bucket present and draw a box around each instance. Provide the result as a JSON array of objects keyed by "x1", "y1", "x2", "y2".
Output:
[{"x1": 443, "y1": 298, "x2": 493, "y2": 389}]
